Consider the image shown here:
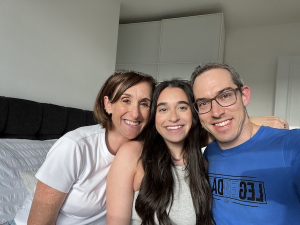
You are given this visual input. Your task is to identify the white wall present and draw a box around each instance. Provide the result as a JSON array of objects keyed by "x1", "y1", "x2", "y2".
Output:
[
  {"x1": 0, "y1": 0, "x2": 120, "y2": 110},
  {"x1": 225, "y1": 22, "x2": 300, "y2": 116}
]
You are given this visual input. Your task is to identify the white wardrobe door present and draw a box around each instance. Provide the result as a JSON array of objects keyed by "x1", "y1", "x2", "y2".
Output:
[
  {"x1": 274, "y1": 56, "x2": 300, "y2": 129},
  {"x1": 116, "y1": 21, "x2": 161, "y2": 64},
  {"x1": 157, "y1": 63, "x2": 199, "y2": 81},
  {"x1": 159, "y1": 14, "x2": 224, "y2": 63}
]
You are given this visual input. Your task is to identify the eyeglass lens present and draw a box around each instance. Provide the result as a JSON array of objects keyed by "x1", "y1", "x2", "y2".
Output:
[{"x1": 194, "y1": 88, "x2": 238, "y2": 114}]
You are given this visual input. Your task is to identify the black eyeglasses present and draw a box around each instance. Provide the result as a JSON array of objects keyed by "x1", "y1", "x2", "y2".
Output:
[{"x1": 193, "y1": 87, "x2": 240, "y2": 114}]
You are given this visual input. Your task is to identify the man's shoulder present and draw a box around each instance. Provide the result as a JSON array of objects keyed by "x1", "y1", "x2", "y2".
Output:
[
  {"x1": 259, "y1": 126, "x2": 300, "y2": 150},
  {"x1": 204, "y1": 140, "x2": 219, "y2": 155},
  {"x1": 261, "y1": 126, "x2": 300, "y2": 137}
]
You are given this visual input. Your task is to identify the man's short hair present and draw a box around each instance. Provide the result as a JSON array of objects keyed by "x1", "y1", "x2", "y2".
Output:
[{"x1": 190, "y1": 62, "x2": 244, "y2": 89}]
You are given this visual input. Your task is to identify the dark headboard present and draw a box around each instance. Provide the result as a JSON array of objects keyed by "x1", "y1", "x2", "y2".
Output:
[{"x1": 0, "y1": 96, "x2": 97, "y2": 140}]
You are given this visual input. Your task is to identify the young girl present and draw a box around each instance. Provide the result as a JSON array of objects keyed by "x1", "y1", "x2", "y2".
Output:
[{"x1": 107, "y1": 79, "x2": 213, "y2": 224}]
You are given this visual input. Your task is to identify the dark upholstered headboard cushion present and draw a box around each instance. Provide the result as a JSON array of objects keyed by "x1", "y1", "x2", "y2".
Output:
[
  {"x1": 0, "y1": 96, "x2": 97, "y2": 140},
  {"x1": 0, "y1": 97, "x2": 8, "y2": 133}
]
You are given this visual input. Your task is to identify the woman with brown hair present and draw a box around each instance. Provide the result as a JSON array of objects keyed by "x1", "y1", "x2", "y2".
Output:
[{"x1": 15, "y1": 70, "x2": 156, "y2": 225}]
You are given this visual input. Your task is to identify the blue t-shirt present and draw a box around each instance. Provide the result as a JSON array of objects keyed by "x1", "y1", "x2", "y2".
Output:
[{"x1": 205, "y1": 126, "x2": 300, "y2": 225}]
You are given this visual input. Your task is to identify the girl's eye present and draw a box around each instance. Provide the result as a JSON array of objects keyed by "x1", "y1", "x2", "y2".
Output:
[
  {"x1": 158, "y1": 108, "x2": 167, "y2": 112},
  {"x1": 178, "y1": 105, "x2": 188, "y2": 111}
]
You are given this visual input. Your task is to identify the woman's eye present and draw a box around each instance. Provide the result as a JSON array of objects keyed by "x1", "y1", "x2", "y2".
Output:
[
  {"x1": 140, "y1": 102, "x2": 150, "y2": 108},
  {"x1": 122, "y1": 99, "x2": 130, "y2": 104}
]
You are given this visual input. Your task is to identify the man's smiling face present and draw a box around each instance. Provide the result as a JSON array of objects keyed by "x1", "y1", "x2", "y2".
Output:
[{"x1": 193, "y1": 68, "x2": 251, "y2": 149}]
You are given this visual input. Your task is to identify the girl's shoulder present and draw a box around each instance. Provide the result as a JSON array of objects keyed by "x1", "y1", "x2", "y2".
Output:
[
  {"x1": 116, "y1": 140, "x2": 143, "y2": 162},
  {"x1": 121, "y1": 140, "x2": 144, "y2": 149}
]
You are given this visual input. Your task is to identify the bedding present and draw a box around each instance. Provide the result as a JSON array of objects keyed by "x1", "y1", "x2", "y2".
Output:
[
  {"x1": 0, "y1": 138, "x2": 56, "y2": 223},
  {"x1": 19, "y1": 171, "x2": 37, "y2": 194},
  {"x1": 0, "y1": 96, "x2": 97, "y2": 224}
]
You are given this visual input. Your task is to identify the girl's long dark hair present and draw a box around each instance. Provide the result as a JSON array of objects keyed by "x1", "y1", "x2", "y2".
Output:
[{"x1": 135, "y1": 79, "x2": 213, "y2": 224}]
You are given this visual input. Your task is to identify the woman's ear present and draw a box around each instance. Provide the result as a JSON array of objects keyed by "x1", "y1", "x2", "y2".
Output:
[
  {"x1": 104, "y1": 96, "x2": 112, "y2": 114},
  {"x1": 241, "y1": 85, "x2": 251, "y2": 107}
]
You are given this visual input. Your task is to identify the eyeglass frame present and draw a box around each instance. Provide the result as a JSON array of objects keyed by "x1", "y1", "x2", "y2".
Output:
[{"x1": 193, "y1": 87, "x2": 242, "y2": 115}]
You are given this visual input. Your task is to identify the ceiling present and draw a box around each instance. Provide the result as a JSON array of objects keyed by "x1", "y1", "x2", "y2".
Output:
[{"x1": 118, "y1": 0, "x2": 300, "y2": 29}]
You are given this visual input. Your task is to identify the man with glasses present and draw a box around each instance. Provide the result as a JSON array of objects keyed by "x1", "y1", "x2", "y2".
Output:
[{"x1": 191, "y1": 62, "x2": 300, "y2": 224}]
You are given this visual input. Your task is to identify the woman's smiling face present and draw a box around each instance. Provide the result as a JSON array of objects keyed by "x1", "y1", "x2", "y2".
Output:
[
  {"x1": 155, "y1": 87, "x2": 193, "y2": 149},
  {"x1": 105, "y1": 81, "x2": 152, "y2": 140}
]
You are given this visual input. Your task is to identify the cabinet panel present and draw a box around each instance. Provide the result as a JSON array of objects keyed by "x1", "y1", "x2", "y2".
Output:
[
  {"x1": 159, "y1": 14, "x2": 224, "y2": 63},
  {"x1": 115, "y1": 13, "x2": 225, "y2": 82},
  {"x1": 158, "y1": 63, "x2": 200, "y2": 81},
  {"x1": 116, "y1": 22, "x2": 161, "y2": 64}
]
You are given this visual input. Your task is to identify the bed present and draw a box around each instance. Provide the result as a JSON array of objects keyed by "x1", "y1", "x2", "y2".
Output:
[{"x1": 0, "y1": 96, "x2": 97, "y2": 224}]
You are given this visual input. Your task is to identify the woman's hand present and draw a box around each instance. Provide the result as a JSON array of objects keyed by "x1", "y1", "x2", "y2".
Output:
[{"x1": 250, "y1": 116, "x2": 289, "y2": 129}]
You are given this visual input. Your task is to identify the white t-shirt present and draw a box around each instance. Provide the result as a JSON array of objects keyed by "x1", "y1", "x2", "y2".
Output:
[{"x1": 15, "y1": 125, "x2": 114, "y2": 225}]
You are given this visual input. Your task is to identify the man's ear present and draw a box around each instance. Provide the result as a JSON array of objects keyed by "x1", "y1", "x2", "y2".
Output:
[
  {"x1": 104, "y1": 96, "x2": 112, "y2": 114},
  {"x1": 241, "y1": 85, "x2": 251, "y2": 107}
]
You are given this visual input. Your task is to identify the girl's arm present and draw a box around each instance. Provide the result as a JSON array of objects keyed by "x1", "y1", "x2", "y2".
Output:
[{"x1": 106, "y1": 141, "x2": 143, "y2": 225}]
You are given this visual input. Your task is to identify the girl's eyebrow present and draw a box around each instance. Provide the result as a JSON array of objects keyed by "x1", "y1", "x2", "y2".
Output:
[
  {"x1": 157, "y1": 102, "x2": 167, "y2": 107},
  {"x1": 178, "y1": 101, "x2": 189, "y2": 105},
  {"x1": 157, "y1": 100, "x2": 189, "y2": 107}
]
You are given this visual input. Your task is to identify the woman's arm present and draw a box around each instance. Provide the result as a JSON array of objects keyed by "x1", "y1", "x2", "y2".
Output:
[
  {"x1": 28, "y1": 181, "x2": 67, "y2": 225},
  {"x1": 106, "y1": 141, "x2": 142, "y2": 225},
  {"x1": 249, "y1": 116, "x2": 289, "y2": 129}
]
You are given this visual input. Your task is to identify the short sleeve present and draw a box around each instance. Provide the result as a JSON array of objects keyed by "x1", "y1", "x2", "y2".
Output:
[{"x1": 36, "y1": 136, "x2": 84, "y2": 193}]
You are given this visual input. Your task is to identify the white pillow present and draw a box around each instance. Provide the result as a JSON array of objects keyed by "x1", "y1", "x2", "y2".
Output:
[{"x1": 19, "y1": 171, "x2": 38, "y2": 194}]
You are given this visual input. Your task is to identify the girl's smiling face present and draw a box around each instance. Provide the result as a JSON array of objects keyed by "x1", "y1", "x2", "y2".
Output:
[{"x1": 155, "y1": 87, "x2": 193, "y2": 149}]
